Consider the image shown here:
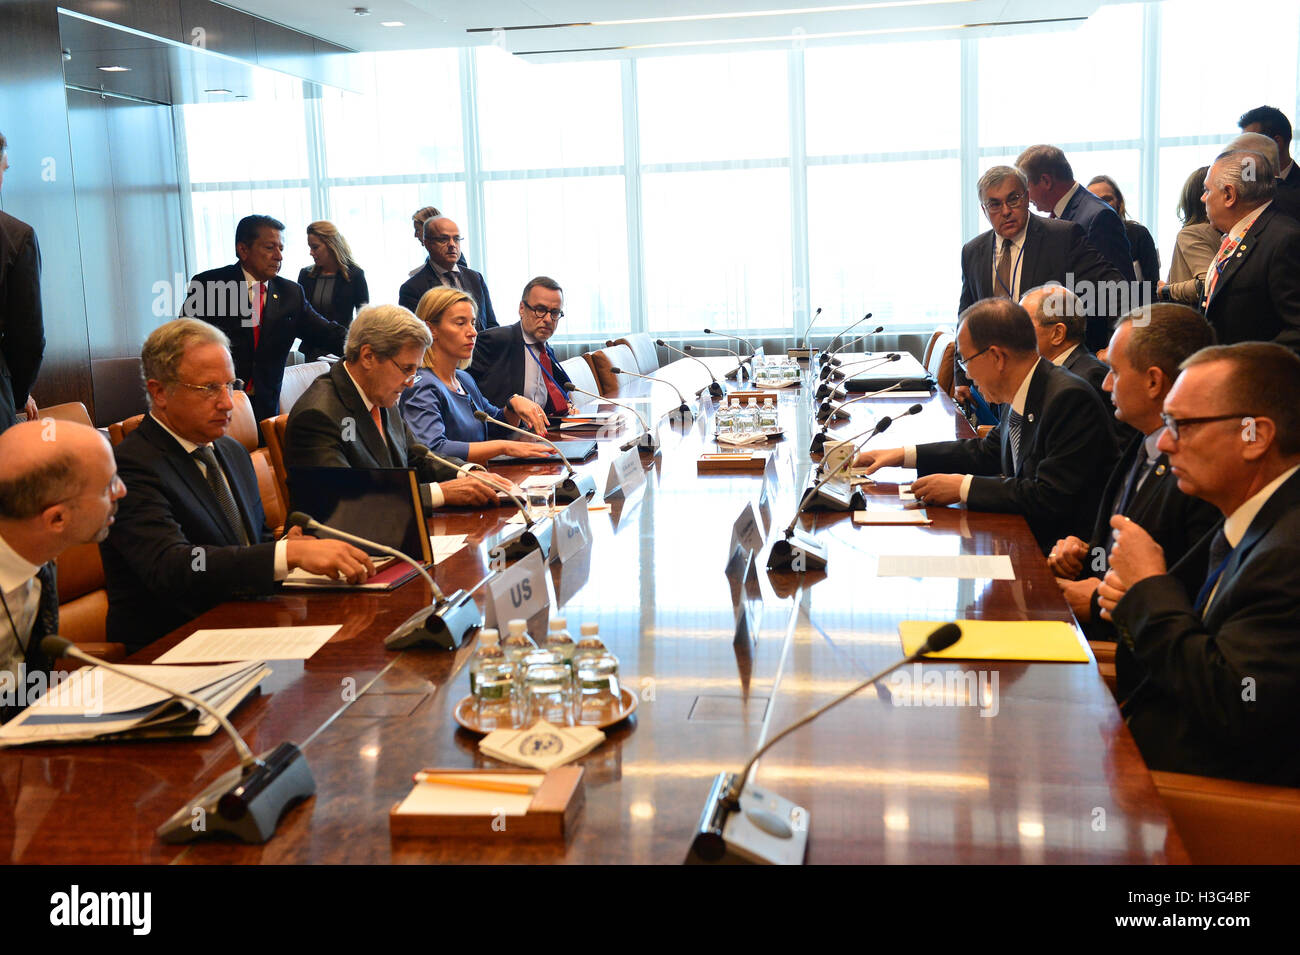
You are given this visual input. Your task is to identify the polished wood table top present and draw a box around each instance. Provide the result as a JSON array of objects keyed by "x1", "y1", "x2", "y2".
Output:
[{"x1": 0, "y1": 357, "x2": 1185, "y2": 864}]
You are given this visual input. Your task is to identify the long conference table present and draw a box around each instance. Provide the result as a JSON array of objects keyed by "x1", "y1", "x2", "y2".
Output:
[{"x1": 0, "y1": 356, "x2": 1186, "y2": 864}]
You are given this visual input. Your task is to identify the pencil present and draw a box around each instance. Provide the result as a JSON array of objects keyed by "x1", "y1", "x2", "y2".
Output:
[{"x1": 413, "y1": 772, "x2": 540, "y2": 795}]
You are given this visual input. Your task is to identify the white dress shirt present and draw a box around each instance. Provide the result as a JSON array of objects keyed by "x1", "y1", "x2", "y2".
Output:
[
  {"x1": 1052, "y1": 181, "x2": 1082, "y2": 219},
  {"x1": 0, "y1": 532, "x2": 42, "y2": 682}
]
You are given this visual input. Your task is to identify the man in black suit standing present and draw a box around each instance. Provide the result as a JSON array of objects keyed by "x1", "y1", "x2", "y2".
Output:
[
  {"x1": 0, "y1": 419, "x2": 123, "y2": 716},
  {"x1": 101, "y1": 320, "x2": 374, "y2": 653},
  {"x1": 856, "y1": 298, "x2": 1117, "y2": 553},
  {"x1": 180, "y1": 214, "x2": 348, "y2": 422},
  {"x1": 1200, "y1": 146, "x2": 1300, "y2": 352},
  {"x1": 1047, "y1": 304, "x2": 1220, "y2": 643},
  {"x1": 1238, "y1": 105, "x2": 1300, "y2": 222},
  {"x1": 1099, "y1": 343, "x2": 1300, "y2": 785},
  {"x1": 0, "y1": 132, "x2": 45, "y2": 431},
  {"x1": 398, "y1": 216, "x2": 497, "y2": 330},
  {"x1": 284, "y1": 305, "x2": 504, "y2": 508},
  {"x1": 467, "y1": 276, "x2": 576, "y2": 416}
]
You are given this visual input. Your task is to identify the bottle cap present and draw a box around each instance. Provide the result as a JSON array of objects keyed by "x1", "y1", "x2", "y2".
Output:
[
  {"x1": 580, "y1": 622, "x2": 600, "y2": 636},
  {"x1": 479, "y1": 628, "x2": 499, "y2": 646},
  {"x1": 549, "y1": 617, "x2": 567, "y2": 630}
]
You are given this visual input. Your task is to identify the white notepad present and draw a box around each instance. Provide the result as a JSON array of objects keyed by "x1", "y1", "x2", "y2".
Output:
[{"x1": 876, "y1": 554, "x2": 1014, "y2": 579}]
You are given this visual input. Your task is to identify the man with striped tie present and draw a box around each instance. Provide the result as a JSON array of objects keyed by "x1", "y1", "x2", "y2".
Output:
[{"x1": 1100, "y1": 343, "x2": 1300, "y2": 785}]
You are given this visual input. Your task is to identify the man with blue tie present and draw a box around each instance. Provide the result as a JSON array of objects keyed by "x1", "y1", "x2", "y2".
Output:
[
  {"x1": 398, "y1": 216, "x2": 498, "y2": 330},
  {"x1": 1100, "y1": 343, "x2": 1300, "y2": 785},
  {"x1": 467, "y1": 276, "x2": 576, "y2": 417}
]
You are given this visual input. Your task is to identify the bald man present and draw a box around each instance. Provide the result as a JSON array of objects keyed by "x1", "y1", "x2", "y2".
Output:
[
  {"x1": 0, "y1": 420, "x2": 125, "y2": 717},
  {"x1": 397, "y1": 216, "x2": 498, "y2": 330}
]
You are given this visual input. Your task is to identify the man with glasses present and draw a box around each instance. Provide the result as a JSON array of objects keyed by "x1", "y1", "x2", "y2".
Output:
[
  {"x1": 181, "y1": 214, "x2": 349, "y2": 423},
  {"x1": 284, "y1": 305, "x2": 505, "y2": 507},
  {"x1": 1098, "y1": 343, "x2": 1300, "y2": 784},
  {"x1": 855, "y1": 297, "x2": 1116, "y2": 554},
  {"x1": 398, "y1": 217, "x2": 498, "y2": 330},
  {"x1": 101, "y1": 320, "x2": 376, "y2": 653},
  {"x1": 467, "y1": 276, "x2": 577, "y2": 417}
]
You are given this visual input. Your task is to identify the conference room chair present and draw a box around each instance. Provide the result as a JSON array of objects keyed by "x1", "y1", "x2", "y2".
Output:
[
  {"x1": 920, "y1": 329, "x2": 946, "y2": 368},
  {"x1": 108, "y1": 414, "x2": 144, "y2": 446},
  {"x1": 34, "y1": 401, "x2": 94, "y2": 428},
  {"x1": 90, "y1": 357, "x2": 148, "y2": 428},
  {"x1": 53, "y1": 541, "x2": 124, "y2": 667},
  {"x1": 606, "y1": 333, "x2": 660, "y2": 374},
  {"x1": 278, "y1": 360, "x2": 330, "y2": 415},
  {"x1": 925, "y1": 331, "x2": 956, "y2": 397},
  {"x1": 584, "y1": 344, "x2": 639, "y2": 396},
  {"x1": 227, "y1": 392, "x2": 285, "y2": 535},
  {"x1": 561, "y1": 354, "x2": 600, "y2": 399},
  {"x1": 1152, "y1": 771, "x2": 1300, "y2": 864},
  {"x1": 259, "y1": 414, "x2": 292, "y2": 512}
]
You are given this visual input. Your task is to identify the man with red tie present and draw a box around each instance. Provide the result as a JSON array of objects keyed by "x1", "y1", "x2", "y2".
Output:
[
  {"x1": 467, "y1": 276, "x2": 577, "y2": 418},
  {"x1": 180, "y1": 215, "x2": 349, "y2": 422}
]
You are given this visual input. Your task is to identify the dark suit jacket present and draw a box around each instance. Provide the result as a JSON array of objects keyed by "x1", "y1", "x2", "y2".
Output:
[
  {"x1": 1079, "y1": 432, "x2": 1220, "y2": 643},
  {"x1": 1059, "y1": 185, "x2": 1136, "y2": 282},
  {"x1": 1270, "y1": 166, "x2": 1300, "y2": 222},
  {"x1": 398, "y1": 262, "x2": 498, "y2": 330},
  {"x1": 180, "y1": 264, "x2": 348, "y2": 421},
  {"x1": 0, "y1": 560, "x2": 57, "y2": 724},
  {"x1": 466, "y1": 322, "x2": 574, "y2": 414},
  {"x1": 1112, "y1": 469, "x2": 1300, "y2": 785},
  {"x1": 1202, "y1": 205, "x2": 1300, "y2": 352},
  {"x1": 1125, "y1": 219, "x2": 1159, "y2": 305},
  {"x1": 100, "y1": 415, "x2": 276, "y2": 653},
  {"x1": 916, "y1": 359, "x2": 1118, "y2": 552},
  {"x1": 1059, "y1": 345, "x2": 1135, "y2": 448},
  {"x1": 0, "y1": 211, "x2": 45, "y2": 429},
  {"x1": 297, "y1": 266, "x2": 368, "y2": 359},
  {"x1": 283, "y1": 361, "x2": 466, "y2": 490}
]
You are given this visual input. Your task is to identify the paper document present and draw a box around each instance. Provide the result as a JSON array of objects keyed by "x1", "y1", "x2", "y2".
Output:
[
  {"x1": 394, "y1": 773, "x2": 537, "y2": 817},
  {"x1": 853, "y1": 509, "x2": 931, "y2": 525},
  {"x1": 898, "y1": 619, "x2": 1089, "y2": 662},
  {"x1": 899, "y1": 485, "x2": 916, "y2": 501},
  {"x1": 430, "y1": 534, "x2": 468, "y2": 562},
  {"x1": 154, "y1": 625, "x2": 340, "y2": 664},
  {"x1": 877, "y1": 554, "x2": 1014, "y2": 579}
]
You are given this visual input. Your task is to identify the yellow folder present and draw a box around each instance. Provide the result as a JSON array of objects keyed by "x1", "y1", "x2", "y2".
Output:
[{"x1": 898, "y1": 619, "x2": 1090, "y2": 663}]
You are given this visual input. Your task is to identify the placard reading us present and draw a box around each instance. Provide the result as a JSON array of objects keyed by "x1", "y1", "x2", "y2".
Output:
[{"x1": 484, "y1": 549, "x2": 550, "y2": 628}]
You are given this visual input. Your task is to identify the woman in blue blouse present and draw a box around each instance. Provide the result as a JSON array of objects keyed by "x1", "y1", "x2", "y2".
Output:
[{"x1": 400, "y1": 287, "x2": 553, "y2": 463}]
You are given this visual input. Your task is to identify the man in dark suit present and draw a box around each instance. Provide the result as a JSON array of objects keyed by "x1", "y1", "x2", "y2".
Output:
[
  {"x1": 467, "y1": 276, "x2": 576, "y2": 416},
  {"x1": 857, "y1": 298, "x2": 1117, "y2": 553},
  {"x1": 1099, "y1": 343, "x2": 1300, "y2": 785},
  {"x1": 0, "y1": 420, "x2": 123, "y2": 718},
  {"x1": 0, "y1": 133, "x2": 45, "y2": 431},
  {"x1": 284, "y1": 305, "x2": 505, "y2": 509},
  {"x1": 1239, "y1": 105, "x2": 1300, "y2": 222},
  {"x1": 180, "y1": 214, "x2": 349, "y2": 422},
  {"x1": 1047, "y1": 304, "x2": 1220, "y2": 643},
  {"x1": 398, "y1": 217, "x2": 497, "y2": 330},
  {"x1": 954, "y1": 166, "x2": 1128, "y2": 417},
  {"x1": 1199, "y1": 147, "x2": 1300, "y2": 352},
  {"x1": 101, "y1": 320, "x2": 374, "y2": 653}
]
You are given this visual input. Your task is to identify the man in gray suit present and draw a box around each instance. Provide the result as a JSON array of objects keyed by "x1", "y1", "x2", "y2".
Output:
[{"x1": 0, "y1": 132, "x2": 45, "y2": 431}]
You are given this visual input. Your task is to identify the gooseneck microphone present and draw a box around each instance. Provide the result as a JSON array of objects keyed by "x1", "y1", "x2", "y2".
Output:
[
  {"x1": 686, "y1": 622, "x2": 963, "y2": 864},
  {"x1": 799, "y1": 306, "x2": 824, "y2": 351},
  {"x1": 610, "y1": 365, "x2": 695, "y2": 419},
  {"x1": 702, "y1": 328, "x2": 757, "y2": 360},
  {"x1": 563, "y1": 382, "x2": 660, "y2": 454},
  {"x1": 472, "y1": 410, "x2": 596, "y2": 503},
  {"x1": 655, "y1": 340, "x2": 725, "y2": 397},
  {"x1": 40, "y1": 635, "x2": 317, "y2": 845},
  {"x1": 810, "y1": 382, "x2": 904, "y2": 450},
  {"x1": 821, "y1": 313, "x2": 874, "y2": 361},
  {"x1": 686, "y1": 344, "x2": 747, "y2": 383},
  {"x1": 817, "y1": 353, "x2": 900, "y2": 396}
]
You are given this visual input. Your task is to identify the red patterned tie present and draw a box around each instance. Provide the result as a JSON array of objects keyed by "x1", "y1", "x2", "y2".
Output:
[
  {"x1": 1202, "y1": 234, "x2": 1238, "y2": 308},
  {"x1": 535, "y1": 346, "x2": 568, "y2": 414},
  {"x1": 254, "y1": 282, "x2": 266, "y2": 350}
]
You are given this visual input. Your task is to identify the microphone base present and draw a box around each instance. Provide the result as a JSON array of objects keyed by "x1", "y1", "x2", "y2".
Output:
[
  {"x1": 489, "y1": 518, "x2": 555, "y2": 564},
  {"x1": 803, "y1": 479, "x2": 864, "y2": 512},
  {"x1": 157, "y1": 741, "x2": 315, "y2": 844},
  {"x1": 384, "y1": 589, "x2": 482, "y2": 650},
  {"x1": 684, "y1": 772, "x2": 808, "y2": 865},
  {"x1": 814, "y1": 405, "x2": 851, "y2": 425},
  {"x1": 809, "y1": 431, "x2": 829, "y2": 455},
  {"x1": 622, "y1": 431, "x2": 661, "y2": 455},
  {"x1": 766, "y1": 530, "x2": 829, "y2": 572},
  {"x1": 707, "y1": 382, "x2": 724, "y2": 399},
  {"x1": 555, "y1": 472, "x2": 597, "y2": 503},
  {"x1": 786, "y1": 347, "x2": 815, "y2": 362}
]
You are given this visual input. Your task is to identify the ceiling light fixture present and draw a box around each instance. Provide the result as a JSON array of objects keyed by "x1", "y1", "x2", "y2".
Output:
[
  {"x1": 352, "y1": 7, "x2": 370, "y2": 16},
  {"x1": 381, "y1": 20, "x2": 404, "y2": 27},
  {"x1": 97, "y1": 65, "x2": 130, "y2": 72}
]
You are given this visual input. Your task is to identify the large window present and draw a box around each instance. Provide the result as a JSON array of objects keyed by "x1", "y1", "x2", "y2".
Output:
[{"x1": 179, "y1": 0, "x2": 1300, "y2": 343}]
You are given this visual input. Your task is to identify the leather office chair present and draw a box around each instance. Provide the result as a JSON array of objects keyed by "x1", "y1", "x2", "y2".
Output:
[
  {"x1": 90, "y1": 357, "x2": 147, "y2": 428},
  {"x1": 585, "y1": 345, "x2": 638, "y2": 396},
  {"x1": 607, "y1": 334, "x2": 660, "y2": 374},
  {"x1": 34, "y1": 402, "x2": 94, "y2": 428},
  {"x1": 259, "y1": 414, "x2": 292, "y2": 514},
  {"x1": 227, "y1": 392, "x2": 285, "y2": 535},
  {"x1": 278, "y1": 361, "x2": 329, "y2": 415},
  {"x1": 561, "y1": 355, "x2": 601, "y2": 399},
  {"x1": 108, "y1": 414, "x2": 145, "y2": 446},
  {"x1": 53, "y1": 541, "x2": 125, "y2": 666},
  {"x1": 1152, "y1": 771, "x2": 1300, "y2": 864},
  {"x1": 921, "y1": 329, "x2": 946, "y2": 368},
  {"x1": 925, "y1": 332, "x2": 956, "y2": 396}
]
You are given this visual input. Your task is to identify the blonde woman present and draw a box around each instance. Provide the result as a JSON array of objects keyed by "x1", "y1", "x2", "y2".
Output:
[
  {"x1": 400, "y1": 287, "x2": 552, "y2": 463},
  {"x1": 298, "y1": 220, "x2": 368, "y2": 359}
]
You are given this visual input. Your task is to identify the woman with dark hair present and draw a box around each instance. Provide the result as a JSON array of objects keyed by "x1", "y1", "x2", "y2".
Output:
[
  {"x1": 297, "y1": 220, "x2": 369, "y2": 359},
  {"x1": 1087, "y1": 174, "x2": 1160, "y2": 304},
  {"x1": 1158, "y1": 165, "x2": 1223, "y2": 307}
]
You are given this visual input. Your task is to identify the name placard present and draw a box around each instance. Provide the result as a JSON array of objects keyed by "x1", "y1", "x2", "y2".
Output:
[
  {"x1": 484, "y1": 549, "x2": 550, "y2": 629},
  {"x1": 551, "y1": 497, "x2": 591, "y2": 564}
]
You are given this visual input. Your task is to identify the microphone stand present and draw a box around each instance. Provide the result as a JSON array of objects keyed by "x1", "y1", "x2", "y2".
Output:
[
  {"x1": 810, "y1": 382, "x2": 903, "y2": 452},
  {"x1": 472, "y1": 410, "x2": 597, "y2": 503},
  {"x1": 565, "y1": 383, "x2": 661, "y2": 454},
  {"x1": 816, "y1": 353, "x2": 900, "y2": 398},
  {"x1": 610, "y1": 364, "x2": 696, "y2": 421},
  {"x1": 655, "y1": 340, "x2": 725, "y2": 398},
  {"x1": 787, "y1": 306, "x2": 823, "y2": 361},
  {"x1": 820, "y1": 313, "x2": 875, "y2": 363}
]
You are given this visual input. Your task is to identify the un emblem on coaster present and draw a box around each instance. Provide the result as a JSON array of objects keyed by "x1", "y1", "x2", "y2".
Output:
[{"x1": 519, "y1": 732, "x2": 564, "y2": 757}]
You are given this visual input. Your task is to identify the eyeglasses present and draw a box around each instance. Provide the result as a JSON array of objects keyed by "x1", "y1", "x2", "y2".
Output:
[
  {"x1": 523, "y1": 303, "x2": 564, "y2": 321},
  {"x1": 982, "y1": 192, "x2": 1027, "y2": 214},
  {"x1": 427, "y1": 234, "x2": 464, "y2": 246},
  {"x1": 176, "y1": 379, "x2": 243, "y2": 400},
  {"x1": 1161, "y1": 412, "x2": 1253, "y2": 442},
  {"x1": 389, "y1": 359, "x2": 419, "y2": 382},
  {"x1": 955, "y1": 345, "x2": 992, "y2": 373}
]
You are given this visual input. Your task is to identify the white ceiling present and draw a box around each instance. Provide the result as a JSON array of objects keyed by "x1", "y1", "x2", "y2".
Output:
[{"x1": 221, "y1": 0, "x2": 1128, "y2": 59}]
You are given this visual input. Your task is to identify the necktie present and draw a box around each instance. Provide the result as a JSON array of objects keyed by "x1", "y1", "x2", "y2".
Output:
[
  {"x1": 192, "y1": 446, "x2": 249, "y2": 545},
  {"x1": 445, "y1": 271, "x2": 461, "y2": 291},
  {"x1": 995, "y1": 241, "x2": 1014, "y2": 298},
  {"x1": 370, "y1": 404, "x2": 390, "y2": 458},
  {"x1": 534, "y1": 346, "x2": 568, "y2": 415},
  {"x1": 1193, "y1": 527, "x2": 1232, "y2": 613},
  {"x1": 1202, "y1": 234, "x2": 1238, "y2": 308},
  {"x1": 1114, "y1": 447, "x2": 1151, "y2": 517},
  {"x1": 253, "y1": 282, "x2": 267, "y2": 351},
  {"x1": 1006, "y1": 409, "x2": 1025, "y2": 474}
]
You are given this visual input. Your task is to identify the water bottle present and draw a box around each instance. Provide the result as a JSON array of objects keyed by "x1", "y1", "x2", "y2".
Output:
[{"x1": 760, "y1": 398, "x2": 778, "y2": 430}]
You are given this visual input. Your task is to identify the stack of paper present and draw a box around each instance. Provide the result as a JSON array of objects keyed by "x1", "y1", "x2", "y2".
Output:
[
  {"x1": 479, "y1": 721, "x2": 605, "y2": 770},
  {"x1": 0, "y1": 661, "x2": 269, "y2": 746}
]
